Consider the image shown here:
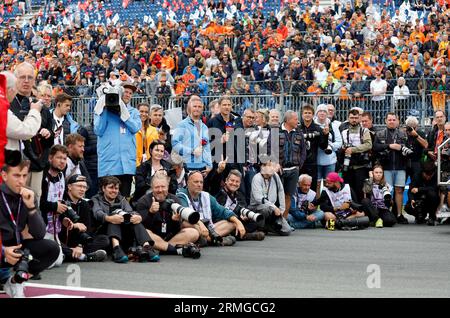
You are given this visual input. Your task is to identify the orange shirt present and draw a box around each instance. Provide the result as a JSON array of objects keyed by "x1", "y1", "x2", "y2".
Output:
[{"x1": 161, "y1": 56, "x2": 175, "y2": 73}]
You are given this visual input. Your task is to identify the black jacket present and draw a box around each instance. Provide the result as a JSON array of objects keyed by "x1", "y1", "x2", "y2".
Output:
[
  {"x1": 268, "y1": 124, "x2": 307, "y2": 168},
  {"x1": 78, "y1": 125, "x2": 98, "y2": 176},
  {"x1": 373, "y1": 128, "x2": 408, "y2": 170},
  {"x1": 0, "y1": 184, "x2": 46, "y2": 247},
  {"x1": 299, "y1": 121, "x2": 328, "y2": 165},
  {"x1": 135, "y1": 193, "x2": 181, "y2": 238},
  {"x1": 134, "y1": 159, "x2": 177, "y2": 202}
]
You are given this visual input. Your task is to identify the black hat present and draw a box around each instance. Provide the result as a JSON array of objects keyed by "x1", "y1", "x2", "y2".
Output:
[{"x1": 67, "y1": 174, "x2": 87, "y2": 185}]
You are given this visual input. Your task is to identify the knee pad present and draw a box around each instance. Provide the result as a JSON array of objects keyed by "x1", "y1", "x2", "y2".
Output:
[{"x1": 336, "y1": 216, "x2": 370, "y2": 230}]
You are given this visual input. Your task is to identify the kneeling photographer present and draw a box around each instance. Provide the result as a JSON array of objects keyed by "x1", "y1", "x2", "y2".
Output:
[
  {"x1": 318, "y1": 172, "x2": 369, "y2": 231},
  {"x1": 91, "y1": 176, "x2": 159, "y2": 263},
  {"x1": 288, "y1": 174, "x2": 334, "y2": 229},
  {"x1": 404, "y1": 161, "x2": 439, "y2": 225},
  {"x1": 136, "y1": 171, "x2": 201, "y2": 259},
  {"x1": 215, "y1": 170, "x2": 266, "y2": 241},
  {"x1": 1, "y1": 159, "x2": 59, "y2": 298},
  {"x1": 373, "y1": 113, "x2": 411, "y2": 224},
  {"x1": 361, "y1": 166, "x2": 397, "y2": 228},
  {"x1": 59, "y1": 175, "x2": 109, "y2": 262}
]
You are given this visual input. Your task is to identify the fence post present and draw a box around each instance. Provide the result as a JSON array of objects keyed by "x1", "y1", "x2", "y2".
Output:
[{"x1": 421, "y1": 77, "x2": 426, "y2": 127}]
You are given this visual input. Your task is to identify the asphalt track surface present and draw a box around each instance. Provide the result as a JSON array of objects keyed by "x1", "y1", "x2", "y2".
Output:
[{"x1": 34, "y1": 219, "x2": 450, "y2": 298}]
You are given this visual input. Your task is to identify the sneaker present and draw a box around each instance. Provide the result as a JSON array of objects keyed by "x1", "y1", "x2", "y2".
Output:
[
  {"x1": 427, "y1": 218, "x2": 437, "y2": 226},
  {"x1": 326, "y1": 219, "x2": 335, "y2": 231},
  {"x1": 242, "y1": 231, "x2": 265, "y2": 241},
  {"x1": 375, "y1": 218, "x2": 384, "y2": 228},
  {"x1": 181, "y1": 243, "x2": 201, "y2": 259},
  {"x1": 4, "y1": 277, "x2": 25, "y2": 298},
  {"x1": 0, "y1": 283, "x2": 5, "y2": 294},
  {"x1": 86, "y1": 250, "x2": 107, "y2": 262},
  {"x1": 113, "y1": 246, "x2": 129, "y2": 263},
  {"x1": 142, "y1": 245, "x2": 160, "y2": 262},
  {"x1": 196, "y1": 236, "x2": 208, "y2": 247},
  {"x1": 221, "y1": 235, "x2": 236, "y2": 246},
  {"x1": 29, "y1": 273, "x2": 42, "y2": 280},
  {"x1": 397, "y1": 214, "x2": 409, "y2": 224}
]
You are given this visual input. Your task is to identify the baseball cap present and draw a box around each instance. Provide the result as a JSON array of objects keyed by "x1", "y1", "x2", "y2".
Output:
[
  {"x1": 326, "y1": 172, "x2": 343, "y2": 183},
  {"x1": 67, "y1": 174, "x2": 87, "y2": 185}
]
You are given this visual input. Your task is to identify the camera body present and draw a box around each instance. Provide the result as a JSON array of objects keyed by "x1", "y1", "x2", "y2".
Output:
[
  {"x1": 401, "y1": 146, "x2": 413, "y2": 157},
  {"x1": 111, "y1": 208, "x2": 132, "y2": 225},
  {"x1": 304, "y1": 131, "x2": 320, "y2": 139},
  {"x1": 61, "y1": 200, "x2": 80, "y2": 223},
  {"x1": 102, "y1": 86, "x2": 121, "y2": 114},
  {"x1": 13, "y1": 248, "x2": 33, "y2": 284},
  {"x1": 161, "y1": 199, "x2": 200, "y2": 224},
  {"x1": 406, "y1": 126, "x2": 413, "y2": 133},
  {"x1": 300, "y1": 200, "x2": 313, "y2": 214},
  {"x1": 381, "y1": 185, "x2": 392, "y2": 205},
  {"x1": 324, "y1": 144, "x2": 333, "y2": 155}
]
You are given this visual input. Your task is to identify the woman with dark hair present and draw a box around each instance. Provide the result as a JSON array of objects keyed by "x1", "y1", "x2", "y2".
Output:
[
  {"x1": 136, "y1": 103, "x2": 159, "y2": 167},
  {"x1": 133, "y1": 140, "x2": 177, "y2": 202},
  {"x1": 361, "y1": 165, "x2": 397, "y2": 228}
]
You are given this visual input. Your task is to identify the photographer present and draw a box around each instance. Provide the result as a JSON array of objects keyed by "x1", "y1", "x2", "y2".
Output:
[
  {"x1": 267, "y1": 110, "x2": 307, "y2": 218},
  {"x1": 58, "y1": 175, "x2": 109, "y2": 262},
  {"x1": 91, "y1": 176, "x2": 159, "y2": 263},
  {"x1": 136, "y1": 172, "x2": 201, "y2": 259},
  {"x1": 318, "y1": 172, "x2": 369, "y2": 231},
  {"x1": 404, "y1": 116, "x2": 428, "y2": 185},
  {"x1": 249, "y1": 157, "x2": 292, "y2": 236},
  {"x1": 215, "y1": 170, "x2": 266, "y2": 241},
  {"x1": 94, "y1": 82, "x2": 142, "y2": 197},
  {"x1": 288, "y1": 174, "x2": 333, "y2": 230},
  {"x1": 426, "y1": 110, "x2": 446, "y2": 163},
  {"x1": 339, "y1": 108, "x2": 372, "y2": 202},
  {"x1": 373, "y1": 113, "x2": 411, "y2": 224},
  {"x1": 177, "y1": 171, "x2": 246, "y2": 247},
  {"x1": 1, "y1": 159, "x2": 59, "y2": 298},
  {"x1": 404, "y1": 161, "x2": 439, "y2": 226},
  {"x1": 361, "y1": 165, "x2": 397, "y2": 228}
]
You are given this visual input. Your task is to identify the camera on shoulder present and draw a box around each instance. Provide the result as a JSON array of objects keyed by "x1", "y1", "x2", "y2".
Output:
[{"x1": 102, "y1": 86, "x2": 121, "y2": 114}]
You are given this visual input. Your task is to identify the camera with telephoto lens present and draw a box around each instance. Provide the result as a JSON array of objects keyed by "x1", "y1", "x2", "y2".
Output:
[
  {"x1": 61, "y1": 200, "x2": 80, "y2": 223},
  {"x1": 304, "y1": 131, "x2": 320, "y2": 139},
  {"x1": 111, "y1": 208, "x2": 132, "y2": 225},
  {"x1": 381, "y1": 185, "x2": 392, "y2": 207},
  {"x1": 103, "y1": 86, "x2": 120, "y2": 114},
  {"x1": 324, "y1": 144, "x2": 333, "y2": 155},
  {"x1": 13, "y1": 248, "x2": 33, "y2": 284},
  {"x1": 237, "y1": 206, "x2": 264, "y2": 223},
  {"x1": 401, "y1": 146, "x2": 413, "y2": 157},
  {"x1": 160, "y1": 199, "x2": 200, "y2": 224}
]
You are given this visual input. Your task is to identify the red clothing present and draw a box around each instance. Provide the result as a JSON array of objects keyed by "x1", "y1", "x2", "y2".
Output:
[{"x1": 0, "y1": 74, "x2": 8, "y2": 178}]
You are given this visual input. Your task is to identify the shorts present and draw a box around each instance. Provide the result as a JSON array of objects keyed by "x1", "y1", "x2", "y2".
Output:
[
  {"x1": 384, "y1": 170, "x2": 406, "y2": 188},
  {"x1": 282, "y1": 168, "x2": 299, "y2": 195},
  {"x1": 317, "y1": 164, "x2": 336, "y2": 180}
]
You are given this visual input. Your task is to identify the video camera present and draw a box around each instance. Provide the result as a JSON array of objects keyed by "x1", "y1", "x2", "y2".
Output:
[
  {"x1": 13, "y1": 248, "x2": 33, "y2": 284},
  {"x1": 102, "y1": 86, "x2": 121, "y2": 115},
  {"x1": 160, "y1": 199, "x2": 200, "y2": 224}
]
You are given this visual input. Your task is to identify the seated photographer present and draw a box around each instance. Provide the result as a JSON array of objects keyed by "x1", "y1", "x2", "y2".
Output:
[
  {"x1": 361, "y1": 166, "x2": 397, "y2": 228},
  {"x1": 1, "y1": 159, "x2": 59, "y2": 298},
  {"x1": 136, "y1": 171, "x2": 201, "y2": 259},
  {"x1": 58, "y1": 175, "x2": 109, "y2": 262},
  {"x1": 404, "y1": 161, "x2": 439, "y2": 226},
  {"x1": 133, "y1": 140, "x2": 177, "y2": 203},
  {"x1": 288, "y1": 174, "x2": 333, "y2": 229},
  {"x1": 177, "y1": 171, "x2": 246, "y2": 247},
  {"x1": 214, "y1": 170, "x2": 266, "y2": 241},
  {"x1": 249, "y1": 157, "x2": 292, "y2": 236},
  {"x1": 318, "y1": 172, "x2": 369, "y2": 231},
  {"x1": 91, "y1": 176, "x2": 159, "y2": 263}
]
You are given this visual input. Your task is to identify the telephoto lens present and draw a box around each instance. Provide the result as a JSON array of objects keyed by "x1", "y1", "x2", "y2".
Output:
[{"x1": 239, "y1": 206, "x2": 264, "y2": 223}]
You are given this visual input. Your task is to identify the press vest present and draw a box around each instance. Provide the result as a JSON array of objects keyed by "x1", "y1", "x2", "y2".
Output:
[{"x1": 324, "y1": 184, "x2": 352, "y2": 210}]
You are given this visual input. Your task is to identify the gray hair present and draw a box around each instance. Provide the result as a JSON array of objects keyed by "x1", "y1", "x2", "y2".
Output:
[
  {"x1": 298, "y1": 174, "x2": 312, "y2": 183},
  {"x1": 405, "y1": 116, "x2": 419, "y2": 128},
  {"x1": 14, "y1": 62, "x2": 35, "y2": 77},
  {"x1": 0, "y1": 71, "x2": 17, "y2": 90},
  {"x1": 284, "y1": 110, "x2": 297, "y2": 123},
  {"x1": 226, "y1": 169, "x2": 242, "y2": 181},
  {"x1": 151, "y1": 170, "x2": 170, "y2": 187}
]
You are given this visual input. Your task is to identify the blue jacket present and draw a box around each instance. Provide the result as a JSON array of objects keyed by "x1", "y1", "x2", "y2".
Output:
[
  {"x1": 172, "y1": 116, "x2": 212, "y2": 170},
  {"x1": 94, "y1": 107, "x2": 141, "y2": 177},
  {"x1": 176, "y1": 188, "x2": 236, "y2": 223}
]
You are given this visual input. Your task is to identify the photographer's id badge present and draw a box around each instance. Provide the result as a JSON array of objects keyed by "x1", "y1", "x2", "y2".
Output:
[
  {"x1": 120, "y1": 125, "x2": 126, "y2": 134},
  {"x1": 161, "y1": 222, "x2": 167, "y2": 234}
]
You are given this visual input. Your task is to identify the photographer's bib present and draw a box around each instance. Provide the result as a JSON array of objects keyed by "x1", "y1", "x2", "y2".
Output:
[
  {"x1": 188, "y1": 192, "x2": 212, "y2": 225},
  {"x1": 295, "y1": 189, "x2": 316, "y2": 209},
  {"x1": 324, "y1": 184, "x2": 352, "y2": 211},
  {"x1": 45, "y1": 174, "x2": 65, "y2": 236}
]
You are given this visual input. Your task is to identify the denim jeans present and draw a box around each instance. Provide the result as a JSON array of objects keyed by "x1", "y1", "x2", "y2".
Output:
[{"x1": 288, "y1": 209, "x2": 325, "y2": 229}]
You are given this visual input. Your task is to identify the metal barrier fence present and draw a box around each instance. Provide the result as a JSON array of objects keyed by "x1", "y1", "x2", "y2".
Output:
[{"x1": 71, "y1": 92, "x2": 447, "y2": 128}]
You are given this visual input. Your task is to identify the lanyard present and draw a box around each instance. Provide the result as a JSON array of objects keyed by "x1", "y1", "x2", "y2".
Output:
[{"x1": 1, "y1": 192, "x2": 22, "y2": 244}]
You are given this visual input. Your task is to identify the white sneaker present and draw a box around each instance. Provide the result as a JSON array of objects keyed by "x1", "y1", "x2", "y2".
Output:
[{"x1": 4, "y1": 277, "x2": 26, "y2": 298}]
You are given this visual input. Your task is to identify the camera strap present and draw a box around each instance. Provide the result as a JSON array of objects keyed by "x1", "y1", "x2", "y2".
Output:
[{"x1": 1, "y1": 192, "x2": 22, "y2": 244}]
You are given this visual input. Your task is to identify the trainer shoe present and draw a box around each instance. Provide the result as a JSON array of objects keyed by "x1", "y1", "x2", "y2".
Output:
[
  {"x1": 221, "y1": 235, "x2": 236, "y2": 246},
  {"x1": 196, "y1": 236, "x2": 208, "y2": 247},
  {"x1": 113, "y1": 246, "x2": 129, "y2": 263},
  {"x1": 86, "y1": 250, "x2": 107, "y2": 262},
  {"x1": 375, "y1": 218, "x2": 384, "y2": 228},
  {"x1": 181, "y1": 243, "x2": 201, "y2": 259},
  {"x1": 4, "y1": 277, "x2": 25, "y2": 298},
  {"x1": 427, "y1": 218, "x2": 437, "y2": 226},
  {"x1": 397, "y1": 214, "x2": 409, "y2": 224},
  {"x1": 142, "y1": 245, "x2": 160, "y2": 262},
  {"x1": 326, "y1": 219, "x2": 335, "y2": 231},
  {"x1": 242, "y1": 231, "x2": 265, "y2": 241}
]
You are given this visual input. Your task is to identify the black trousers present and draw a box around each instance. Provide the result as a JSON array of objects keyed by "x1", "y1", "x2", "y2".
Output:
[
  {"x1": 61, "y1": 234, "x2": 110, "y2": 262},
  {"x1": 343, "y1": 167, "x2": 369, "y2": 202},
  {"x1": 405, "y1": 190, "x2": 439, "y2": 221},
  {"x1": 405, "y1": 161, "x2": 422, "y2": 185},
  {"x1": 361, "y1": 198, "x2": 397, "y2": 226},
  {"x1": 107, "y1": 223, "x2": 152, "y2": 250},
  {"x1": 1, "y1": 239, "x2": 59, "y2": 278},
  {"x1": 115, "y1": 174, "x2": 133, "y2": 197}
]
